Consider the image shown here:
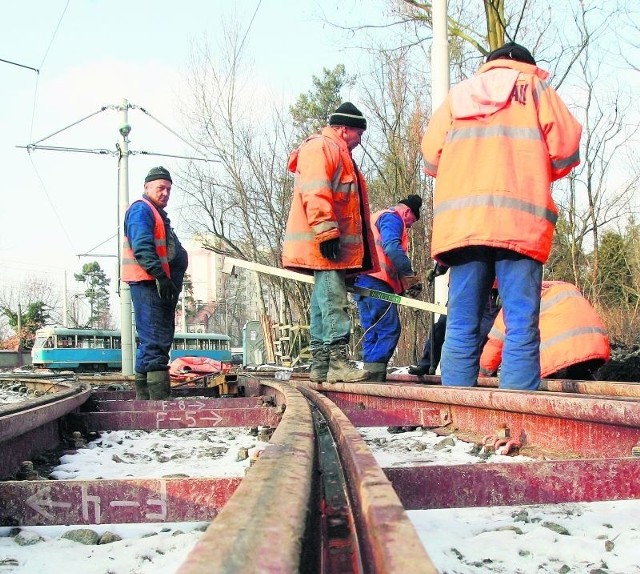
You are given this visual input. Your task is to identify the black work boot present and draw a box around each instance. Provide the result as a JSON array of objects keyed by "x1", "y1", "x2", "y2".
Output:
[
  {"x1": 309, "y1": 347, "x2": 330, "y2": 383},
  {"x1": 134, "y1": 372, "x2": 150, "y2": 400},
  {"x1": 326, "y1": 344, "x2": 369, "y2": 383},
  {"x1": 147, "y1": 370, "x2": 172, "y2": 400},
  {"x1": 364, "y1": 362, "x2": 388, "y2": 382}
]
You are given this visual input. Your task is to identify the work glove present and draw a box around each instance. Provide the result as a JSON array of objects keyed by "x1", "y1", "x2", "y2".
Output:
[
  {"x1": 400, "y1": 274, "x2": 423, "y2": 298},
  {"x1": 319, "y1": 237, "x2": 340, "y2": 260},
  {"x1": 156, "y1": 276, "x2": 178, "y2": 301},
  {"x1": 426, "y1": 262, "x2": 449, "y2": 284}
]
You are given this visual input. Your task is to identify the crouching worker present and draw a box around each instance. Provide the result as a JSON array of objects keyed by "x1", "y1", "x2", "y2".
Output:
[
  {"x1": 353, "y1": 195, "x2": 423, "y2": 381},
  {"x1": 123, "y1": 167, "x2": 189, "y2": 399},
  {"x1": 282, "y1": 102, "x2": 378, "y2": 384},
  {"x1": 480, "y1": 281, "x2": 610, "y2": 381}
]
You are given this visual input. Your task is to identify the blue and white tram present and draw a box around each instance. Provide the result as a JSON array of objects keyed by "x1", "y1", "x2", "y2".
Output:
[{"x1": 31, "y1": 327, "x2": 232, "y2": 371}]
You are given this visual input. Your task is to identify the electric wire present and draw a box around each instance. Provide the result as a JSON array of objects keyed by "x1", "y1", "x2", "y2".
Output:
[
  {"x1": 28, "y1": 0, "x2": 71, "y2": 143},
  {"x1": 26, "y1": 153, "x2": 78, "y2": 256},
  {"x1": 0, "y1": 58, "x2": 39, "y2": 73}
]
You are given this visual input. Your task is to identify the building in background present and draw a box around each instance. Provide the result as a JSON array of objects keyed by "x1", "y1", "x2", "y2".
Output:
[{"x1": 180, "y1": 241, "x2": 269, "y2": 346}]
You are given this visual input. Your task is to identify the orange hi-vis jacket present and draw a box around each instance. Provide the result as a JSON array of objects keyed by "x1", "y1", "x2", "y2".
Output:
[
  {"x1": 480, "y1": 281, "x2": 610, "y2": 377},
  {"x1": 282, "y1": 127, "x2": 378, "y2": 276},
  {"x1": 368, "y1": 207, "x2": 409, "y2": 294},
  {"x1": 422, "y1": 59, "x2": 582, "y2": 264},
  {"x1": 121, "y1": 197, "x2": 171, "y2": 282}
]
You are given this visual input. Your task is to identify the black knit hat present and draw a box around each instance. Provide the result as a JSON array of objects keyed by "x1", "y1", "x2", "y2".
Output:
[
  {"x1": 486, "y1": 42, "x2": 536, "y2": 66},
  {"x1": 398, "y1": 194, "x2": 422, "y2": 220},
  {"x1": 329, "y1": 102, "x2": 367, "y2": 131},
  {"x1": 144, "y1": 166, "x2": 172, "y2": 184}
]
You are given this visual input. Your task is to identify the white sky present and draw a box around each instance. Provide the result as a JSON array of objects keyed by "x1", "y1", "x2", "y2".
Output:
[
  {"x1": 0, "y1": 422, "x2": 638, "y2": 573},
  {"x1": 0, "y1": 0, "x2": 373, "y2": 305}
]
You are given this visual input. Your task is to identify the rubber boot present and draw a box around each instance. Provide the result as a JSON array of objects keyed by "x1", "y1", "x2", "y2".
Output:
[
  {"x1": 134, "y1": 372, "x2": 150, "y2": 400},
  {"x1": 364, "y1": 362, "x2": 387, "y2": 382},
  {"x1": 147, "y1": 370, "x2": 172, "y2": 400},
  {"x1": 309, "y1": 347, "x2": 330, "y2": 383},
  {"x1": 326, "y1": 344, "x2": 369, "y2": 383}
]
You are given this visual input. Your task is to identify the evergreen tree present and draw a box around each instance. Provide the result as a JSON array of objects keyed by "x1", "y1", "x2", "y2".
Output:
[
  {"x1": 289, "y1": 65, "x2": 355, "y2": 140},
  {"x1": 74, "y1": 262, "x2": 111, "y2": 329},
  {"x1": 1, "y1": 301, "x2": 50, "y2": 349},
  {"x1": 597, "y1": 230, "x2": 637, "y2": 307}
]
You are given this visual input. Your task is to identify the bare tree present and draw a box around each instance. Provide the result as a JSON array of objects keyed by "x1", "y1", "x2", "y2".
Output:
[
  {"x1": 178, "y1": 22, "x2": 300, "y2": 324},
  {"x1": 549, "y1": 2, "x2": 639, "y2": 303},
  {"x1": 0, "y1": 276, "x2": 61, "y2": 348}
]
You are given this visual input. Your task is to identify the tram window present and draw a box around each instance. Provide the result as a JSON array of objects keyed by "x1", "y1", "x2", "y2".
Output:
[
  {"x1": 173, "y1": 339, "x2": 185, "y2": 350},
  {"x1": 58, "y1": 336, "x2": 75, "y2": 348},
  {"x1": 34, "y1": 335, "x2": 52, "y2": 348},
  {"x1": 186, "y1": 339, "x2": 198, "y2": 350},
  {"x1": 77, "y1": 336, "x2": 92, "y2": 348}
]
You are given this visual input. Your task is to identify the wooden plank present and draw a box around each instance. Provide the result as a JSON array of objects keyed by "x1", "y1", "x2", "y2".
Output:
[{"x1": 223, "y1": 256, "x2": 447, "y2": 315}]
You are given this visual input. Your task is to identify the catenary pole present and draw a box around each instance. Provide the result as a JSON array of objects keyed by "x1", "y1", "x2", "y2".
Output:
[
  {"x1": 117, "y1": 99, "x2": 135, "y2": 376},
  {"x1": 431, "y1": 1, "x2": 450, "y2": 318}
]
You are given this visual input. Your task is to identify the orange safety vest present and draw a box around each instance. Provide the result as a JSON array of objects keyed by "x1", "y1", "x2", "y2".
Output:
[
  {"x1": 422, "y1": 60, "x2": 582, "y2": 264},
  {"x1": 121, "y1": 197, "x2": 171, "y2": 282},
  {"x1": 367, "y1": 208, "x2": 409, "y2": 294},
  {"x1": 480, "y1": 281, "x2": 610, "y2": 377},
  {"x1": 282, "y1": 127, "x2": 378, "y2": 276}
]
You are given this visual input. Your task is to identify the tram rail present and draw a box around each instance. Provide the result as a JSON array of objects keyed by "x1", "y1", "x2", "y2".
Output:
[{"x1": 1, "y1": 373, "x2": 639, "y2": 572}]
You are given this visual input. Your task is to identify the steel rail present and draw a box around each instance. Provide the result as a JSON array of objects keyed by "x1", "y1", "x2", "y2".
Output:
[
  {"x1": 177, "y1": 380, "x2": 316, "y2": 574},
  {"x1": 388, "y1": 372, "x2": 640, "y2": 398},
  {"x1": 296, "y1": 384, "x2": 438, "y2": 574},
  {"x1": 0, "y1": 380, "x2": 86, "y2": 418},
  {"x1": 0, "y1": 382, "x2": 92, "y2": 479}
]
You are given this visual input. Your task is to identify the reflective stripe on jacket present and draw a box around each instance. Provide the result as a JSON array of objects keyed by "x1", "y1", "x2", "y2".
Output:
[
  {"x1": 422, "y1": 60, "x2": 582, "y2": 264},
  {"x1": 122, "y1": 197, "x2": 171, "y2": 282},
  {"x1": 282, "y1": 127, "x2": 378, "y2": 275},
  {"x1": 480, "y1": 281, "x2": 610, "y2": 377},
  {"x1": 367, "y1": 208, "x2": 409, "y2": 294}
]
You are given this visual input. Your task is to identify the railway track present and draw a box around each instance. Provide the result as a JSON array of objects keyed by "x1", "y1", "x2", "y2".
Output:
[{"x1": 1, "y1": 373, "x2": 640, "y2": 573}]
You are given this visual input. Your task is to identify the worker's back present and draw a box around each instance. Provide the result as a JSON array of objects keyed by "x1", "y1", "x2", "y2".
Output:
[{"x1": 480, "y1": 281, "x2": 610, "y2": 378}]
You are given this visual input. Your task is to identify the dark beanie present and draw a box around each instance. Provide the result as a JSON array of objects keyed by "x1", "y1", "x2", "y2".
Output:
[
  {"x1": 329, "y1": 102, "x2": 367, "y2": 131},
  {"x1": 144, "y1": 166, "x2": 172, "y2": 184},
  {"x1": 486, "y1": 42, "x2": 536, "y2": 66},
  {"x1": 398, "y1": 194, "x2": 422, "y2": 220}
]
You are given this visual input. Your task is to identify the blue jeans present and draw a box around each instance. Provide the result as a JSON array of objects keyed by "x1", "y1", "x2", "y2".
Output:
[
  {"x1": 353, "y1": 276, "x2": 400, "y2": 363},
  {"x1": 441, "y1": 247, "x2": 542, "y2": 390},
  {"x1": 309, "y1": 270, "x2": 351, "y2": 350},
  {"x1": 130, "y1": 281, "x2": 177, "y2": 373}
]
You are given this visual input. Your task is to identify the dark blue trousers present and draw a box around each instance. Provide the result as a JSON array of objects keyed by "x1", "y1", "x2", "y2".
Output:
[{"x1": 130, "y1": 281, "x2": 177, "y2": 373}]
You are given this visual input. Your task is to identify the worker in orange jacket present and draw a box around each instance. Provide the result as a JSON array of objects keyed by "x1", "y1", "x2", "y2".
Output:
[
  {"x1": 282, "y1": 102, "x2": 378, "y2": 384},
  {"x1": 421, "y1": 42, "x2": 582, "y2": 391},
  {"x1": 480, "y1": 281, "x2": 610, "y2": 380}
]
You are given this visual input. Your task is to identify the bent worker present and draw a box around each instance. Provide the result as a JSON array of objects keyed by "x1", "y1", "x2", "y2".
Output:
[
  {"x1": 480, "y1": 281, "x2": 610, "y2": 380},
  {"x1": 282, "y1": 102, "x2": 378, "y2": 384},
  {"x1": 353, "y1": 195, "x2": 423, "y2": 381},
  {"x1": 122, "y1": 166, "x2": 189, "y2": 400},
  {"x1": 421, "y1": 42, "x2": 582, "y2": 390}
]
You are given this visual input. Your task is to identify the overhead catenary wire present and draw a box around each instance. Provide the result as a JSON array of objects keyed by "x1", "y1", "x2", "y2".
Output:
[
  {"x1": 0, "y1": 58, "x2": 39, "y2": 73},
  {"x1": 28, "y1": 0, "x2": 71, "y2": 143}
]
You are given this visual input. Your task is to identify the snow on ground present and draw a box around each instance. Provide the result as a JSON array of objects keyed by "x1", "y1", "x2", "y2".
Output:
[
  {"x1": 0, "y1": 383, "x2": 38, "y2": 406},
  {"x1": 49, "y1": 428, "x2": 268, "y2": 480},
  {"x1": 1, "y1": 425, "x2": 639, "y2": 573}
]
